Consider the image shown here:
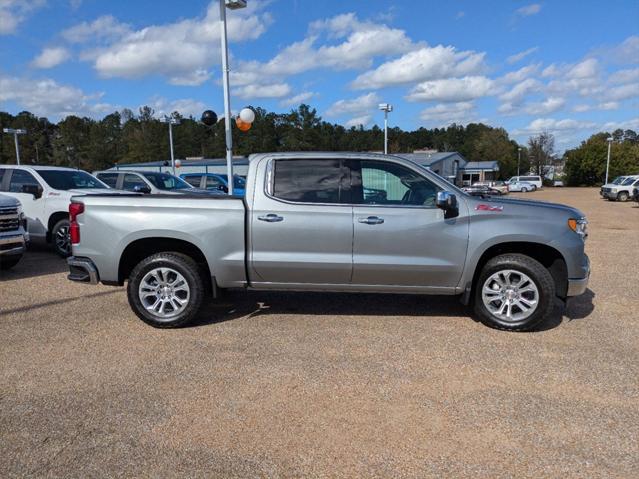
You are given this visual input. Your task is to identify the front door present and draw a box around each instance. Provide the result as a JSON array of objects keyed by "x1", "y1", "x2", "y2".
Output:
[
  {"x1": 249, "y1": 158, "x2": 353, "y2": 285},
  {"x1": 350, "y1": 159, "x2": 469, "y2": 289},
  {"x1": 6, "y1": 169, "x2": 47, "y2": 239}
]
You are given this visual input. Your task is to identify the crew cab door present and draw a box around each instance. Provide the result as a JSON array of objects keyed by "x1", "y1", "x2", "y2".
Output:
[
  {"x1": 349, "y1": 159, "x2": 469, "y2": 290},
  {"x1": 249, "y1": 158, "x2": 353, "y2": 285}
]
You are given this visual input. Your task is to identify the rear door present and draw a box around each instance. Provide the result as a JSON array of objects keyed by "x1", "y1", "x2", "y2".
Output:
[
  {"x1": 350, "y1": 159, "x2": 469, "y2": 289},
  {"x1": 249, "y1": 158, "x2": 353, "y2": 285}
]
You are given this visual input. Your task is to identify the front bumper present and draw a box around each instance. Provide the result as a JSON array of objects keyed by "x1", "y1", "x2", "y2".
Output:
[
  {"x1": 67, "y1": 256, "x2": 100, "y2": 284},
  {"x1": 602, "y1": 191, "x2": 618, "y2": 199},
  {"x1": 566, "y1": 254, "x2": 590, "y2": 297},
  {"x1": 0, "y1": 234, "x2": 26, "y2": 256}
]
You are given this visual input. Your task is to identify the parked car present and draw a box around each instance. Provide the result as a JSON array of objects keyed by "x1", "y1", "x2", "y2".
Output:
[
  {"x1": 506, "y1": 175, "x2": 542, "y2": 190},
  {"x1": 180, "y1": 173, "x2": 246, "y2": 195},
  {"x1": 0, "y1": 165, "x2": 109, "y2": 256},
  {"x1": 463, "y1": 184, "x2": 502, "y2": 196},
  {"x1": 507, "y1": 181, "x2": 536, "y2": 193},
  {"x1": 472, "y1": 181, "x2": 508, "y2": 194},
  {"x1": 0, "y1": 193, "x2": 29, "y2": 270},
  {"x1": 553, "y1": 180, "x2": 565, "y2": 187},
  {"x1": 68, "y1": 152, "x2": 590, "y2": 332},
  {"x1": 599, "y1": 175, "x2": 639, "y2": 202},
  {"x1": 94, "y1": 170, "x2": 206, "y2": 195}
]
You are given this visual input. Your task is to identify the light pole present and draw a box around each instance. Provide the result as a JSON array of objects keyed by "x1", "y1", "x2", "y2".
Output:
[
  {"x1": 219, "y1": 0, "x2": 246, "y2": 195},
  {"x1": 160, "y1": 116, "x2": 181, "y2": 175},
  {"x1": 605, "y1": 136, "x2": 613, "y2": 185},
  {"x1": 378, "y1": 103, "x2": 393, "y2": 154},
  {"x1": 517, "y1": 147, "x2": 522, "y2": 176},
  {"x1": 3, "y1": 128, "x2": 27, "y2": 165}
]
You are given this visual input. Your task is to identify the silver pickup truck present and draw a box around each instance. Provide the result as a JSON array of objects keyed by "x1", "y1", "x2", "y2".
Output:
[{"x1": 67, "y1": 152, "x2": 590, "y2": 331}]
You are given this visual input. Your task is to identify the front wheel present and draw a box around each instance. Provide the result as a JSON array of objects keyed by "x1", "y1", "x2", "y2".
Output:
[
  {"x1": 521, "y1": 187, "x2": 528, "y2": 193},
  {"x1": 617, "y1": 191, "x2": 629, "y2": 202},
  {"x1": 52, "y1": 219, "x2": 71, "y2": 257},
  {"x1": 473, "y1": 254, "x2": 555, "y2": 331},
  {"x1": 127, "y1": 252, "x2": 205, "y2": 328}
]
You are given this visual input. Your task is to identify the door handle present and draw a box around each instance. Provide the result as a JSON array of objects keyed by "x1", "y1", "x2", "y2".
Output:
[
  {"x1": 258, "y1": 213, "x2": 284, "y2": 222},
  {"x1": 358, "y1": 216, "x2": 384, "y2": 225}
]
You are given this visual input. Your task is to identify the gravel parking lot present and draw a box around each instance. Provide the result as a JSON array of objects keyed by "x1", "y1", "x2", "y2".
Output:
[{"x1": 1, "y1": 187, "x2": 638, "y2": 478}]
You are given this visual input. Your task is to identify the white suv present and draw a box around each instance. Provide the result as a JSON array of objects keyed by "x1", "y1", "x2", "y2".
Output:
[
  {"x1": 506, "y1": 175, "x2": 543, "y2": 190},
  {"x1": 0, "y1": 165, "x2": 109, "y2": 256},
  {"x1": 600, "y1": 175, "x2": 639, "y2": 202}
]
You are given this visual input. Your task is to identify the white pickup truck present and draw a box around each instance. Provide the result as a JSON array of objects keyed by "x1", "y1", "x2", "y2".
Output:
[{"x1": 0, "y1": 165, "x2": 110, "y2": 256}]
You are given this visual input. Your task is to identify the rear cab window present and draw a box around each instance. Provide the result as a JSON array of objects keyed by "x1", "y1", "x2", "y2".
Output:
[{"x1": 271, "y1": 159, "x2": 348, "y2": 204}]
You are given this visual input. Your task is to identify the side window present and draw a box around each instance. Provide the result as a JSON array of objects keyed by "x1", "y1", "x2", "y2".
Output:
[
  {"x1": 272, "y1": 159, "x2": 346, "y2": 204},
  {"x1": 353, "y1": 160, "x2": 440, "y2": 207},
  {"x1": 9, "y1": 170, "x2": 40, "y2": 193},
  {"x1": 205, "y1": 176, "x2": 224, "y2": 189},
  {"x1": 122, "y1": 174, "x2": 147, "y2": 191},
  {"x1": 184, "y1": 176, "x2": 202, "y2": 187},
  {"x1": 97, "y1": 173, "x2": 118, "y2": 188}
]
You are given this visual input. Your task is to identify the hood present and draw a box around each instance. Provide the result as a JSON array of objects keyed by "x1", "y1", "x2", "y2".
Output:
[
  {"x1": 466, "y1": 195, "x2": 585, "y2": 218},
  {"x1": 0, "y1": 193, "x2": 20, "y2": 208}
]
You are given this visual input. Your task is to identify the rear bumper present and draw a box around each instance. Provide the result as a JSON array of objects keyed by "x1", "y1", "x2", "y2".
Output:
[
  {"x1": 566, "y1": 254, "x2": 590, "y2": 297},
  {"x1": 67, "y1": 256, "x2": 99, "y2": 284},
  {"x1": 0, "y1": 234, "x2": 26, "y2": 256}
]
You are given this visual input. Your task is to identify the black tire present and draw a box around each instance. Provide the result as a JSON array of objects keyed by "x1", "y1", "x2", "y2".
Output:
[
  {"x1": 127, "y1": 252, "x2": 205, "y2": 328},
  {"x1": 473, "y1": 254, "x2": 555, "y2": 332},
  {"x1": 521, "y1": 187, "x2": 528, "y2": 193},
  {"x1": 531, "y1": 185, "x2": 537, "y2": 191},
  {"x1": 617, "y1": 191, "x2": 629, "y2": 202},
  {"x1": 52, "y1": 219, "x2": 71, "y2": 257},
  {"x1": 0, "y1": 255, "x2": 22, "y2": 270}
]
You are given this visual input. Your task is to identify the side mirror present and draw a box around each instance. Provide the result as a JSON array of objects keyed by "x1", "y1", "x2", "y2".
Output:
[
  {"x1": 436, "y1": 191, "x2": 459, "y2": 219},
  {"x1": 22, "y1": 184, "x2": 43, "y2": 199},
  {"x1": 133, "y1": 185, "x2": 151, "y2": 194},
  {"x1": 217, "y1": 184, "x2": 229, "y2": 193}
]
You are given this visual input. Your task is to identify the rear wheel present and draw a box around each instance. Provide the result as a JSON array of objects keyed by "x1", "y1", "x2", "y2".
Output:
[
  {"x1": 618, "y1": 191, "x2": 629, "y2": 202},
  {"x1": 52, "y1": 219, "x2": 71, "y2": 257},
  {"x1": 521, "y1": 187, "x2": 528, "y2": 193},
  {"x1": 127, "y1": 252, "x2": 205, "y2": 328},
  {"x1": 473, "y1": 254, "x2": 555, "y2": 331}
]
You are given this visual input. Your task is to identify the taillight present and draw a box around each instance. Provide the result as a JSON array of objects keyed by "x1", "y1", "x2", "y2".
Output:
[{"x1": 69, "y1": 202, "x2": 84, "y2": 244}]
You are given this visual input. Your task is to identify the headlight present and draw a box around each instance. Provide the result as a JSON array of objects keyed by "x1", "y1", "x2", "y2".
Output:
[
  {"x1": 610, "y1": 188, "x2": 617, "y2": 193},
  {"x1": 568, "y1": 218, "x2": 588, "y2": 240}
]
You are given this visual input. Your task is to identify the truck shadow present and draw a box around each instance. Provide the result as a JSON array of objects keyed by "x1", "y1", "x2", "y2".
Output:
[
  {"x1": 0, "y1": 246, "x2": 66, "y2": 282},
  {"x1": 191, "y1": 288, "x2": 596, "y2": 332}
]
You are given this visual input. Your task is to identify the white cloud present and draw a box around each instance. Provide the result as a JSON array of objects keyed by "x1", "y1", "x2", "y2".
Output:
[
  {"x1": 232, "y1": 83, "x2": 292, "y2": 100},
  {"x1": 523, "y1": 97, "x2": 566, "y2": 115},
  {"x1": 456, "y1": 11, "x2": 465, "y2": 19},
  {"x1": 0, "y1": 0, "x2": 45, "y2": 35},
  {"x1": 406, "y1": 76, "x2": 494, "y2": 102},
  {"x1": 83, "y1": 2, "x2": 271, "y2": 85},
  {"x1": 500, "y1": 63, "x2": 540, "y2": 84},
  {"x1": 573, "y1": 102, "x2": 619, "y2": 112},
  {"x1": 601, "y1": 118, "x2": 639, "y2": 132},
  {"x1": 515, "y1": 118, "x2": 597, "y2": 136},
  {"x1": 593, "y1": 35, "x2": 639, "y2": 65},
  {"x1": 609, "y1": 68, "x2": 639, "y2": 84},
  {"x1": 61, "y1": 15, "x2": 131, "y2": 43},
  {"x1": 279, "y1": 91, "x2": 317, "y2": 108},
  {"x1": 419, "y1": 101, "x2": 475, "y2": 122},
  {"x1": 515, "y1": 4, "x2": 542, "y2": 16},
  {"x1": 30, "y1": 47, "x2": 71, "y2": 69},
  {"x1": 326, "y1": 92, "x2": 380, "y2": 117},
  {"x1": 0, "y1": 73, "x2": 111, "y2": 118},
  {"x1": 146, "y1": 97, "x2": 207, "y2": 118},
  {"x1": 507, "y1": 47, "x2": 539, "y2": 64},
  {"x1": 345, "y1": 115, "x2": 373, "y2": 128},
  {"x1": 604, "y1": 82, "x2": 639, "y2": 101},
  {"x1": 352, "y1": 45, "x2": 486, "y2": 89},
  {"x1": 500, "y1": 78, "x2": 543, "y2": 103}
]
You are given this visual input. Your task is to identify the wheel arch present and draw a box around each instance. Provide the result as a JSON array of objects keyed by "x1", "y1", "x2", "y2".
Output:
[
  {"x1": 118, "y1": 237, "x2": 213, "y2": 293},
  {"x1": 47, "y1": 211, "x2": 69, "y2": 242},
  {"x1": 466, "y1": 241, "x2": 568, "y2": 303}
]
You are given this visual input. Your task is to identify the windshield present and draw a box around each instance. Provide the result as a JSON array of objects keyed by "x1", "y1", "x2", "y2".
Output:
[
  {"x1": 621, "y1": 177, "x2": 637, "y2": 186},
  {"x1": 611, "y1": 176, "x2": 625, "y2": 184},
  {"x1": 217, "y1": 174, "x2": 246, "y2": 189},
  {"x1": 142, "y1": 172, "x2": 192, "y2": 190},
  {"x1": 38, "y1": 170, "x2": 108, "y2": 190}
]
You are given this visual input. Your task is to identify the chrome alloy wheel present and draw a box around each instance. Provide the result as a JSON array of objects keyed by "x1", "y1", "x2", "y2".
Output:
[
  {"x1": 138, "y1": 267, "x2": 190, "y2": 320},
  {"x1": 55, "y1": 225, "x2": 70, "y2": 255},
  {"x1": 481, "y1": 269, "x2": 539, "y2": 322}
]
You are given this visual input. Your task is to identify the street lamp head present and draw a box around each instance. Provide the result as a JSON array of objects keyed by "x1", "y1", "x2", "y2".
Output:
[
  {"x1": 607, "y1": 137, "x2": 613, "y2": 142},
  {"x1": 378, "y1": 103, "x2": 393, "y2": 112},
  {"x1": 225, "y1": 0, "x2": 247, "y2": 9},
  {"x1": 3, "y1": 128, "x2": 27, "y2": 135},
  {"x1": 160, "y1": 115, "x2": 180, "y2": 125}
]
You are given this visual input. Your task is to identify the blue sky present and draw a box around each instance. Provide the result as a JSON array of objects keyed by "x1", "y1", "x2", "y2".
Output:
[{"x1": 1, "y1": 0, "x2": 638, "y2": 150}]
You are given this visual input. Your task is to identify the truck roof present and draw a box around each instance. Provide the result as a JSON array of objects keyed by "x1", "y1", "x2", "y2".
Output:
[{"x1": 0, "y1": 164, "x2": 82, "y2": 171}]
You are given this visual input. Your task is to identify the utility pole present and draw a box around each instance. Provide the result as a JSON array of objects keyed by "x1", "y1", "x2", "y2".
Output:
[
  {"x1": 605, "y1": 137, "x2": 613, "y2": 185},
  {"x1": 517, "y1": 147, "x2": 522, "y2": 176},
  {"x1": 160, "y1": 116, "x2": 180, "y2": 175},
  {"x1": 219, "y1": 0, "x2": 247, "y2": 195},
  {"x1": 3, "y1": 128, "x2": 27, "y2": 165},
  {"x1": 378, "y1": 103, "x2": 393, "y2": 154}
]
